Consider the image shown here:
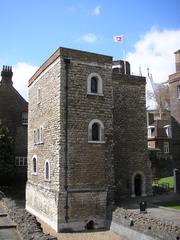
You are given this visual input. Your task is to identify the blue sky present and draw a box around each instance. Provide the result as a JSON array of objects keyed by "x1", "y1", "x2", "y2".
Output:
[{"x1": 0, "y1": 0, "x2": 180, "y2": 102}]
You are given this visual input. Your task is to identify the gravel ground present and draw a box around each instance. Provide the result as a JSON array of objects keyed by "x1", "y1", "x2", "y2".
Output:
[{"x1": 37, "y1": 217, "x2": 128, "y2": 240}]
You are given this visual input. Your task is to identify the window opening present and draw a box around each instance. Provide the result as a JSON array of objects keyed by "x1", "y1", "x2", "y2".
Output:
[
  {"x1": 92, "y1": 123, "x2": 99, "y2": 141},
  {"x1": 91, "y1": 77, "x2": 98, "y2": 93}
]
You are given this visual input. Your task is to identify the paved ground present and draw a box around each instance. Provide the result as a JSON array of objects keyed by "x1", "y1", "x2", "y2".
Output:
[
  {"x1": 38, "y1": 217, "x2": 128, "y2": 240},
  {"x1": 0, "y1": 202, "x2": 22, "y2": 240},
  {"x1": 146, "y1": 207, "x2": 180, "y2": 225},
  {"x1": 121, "y1": 192, "x2": 180, "y2": 226},
  {"x1": 0, "y1": 228, "x2": 22, "y2": 240}
]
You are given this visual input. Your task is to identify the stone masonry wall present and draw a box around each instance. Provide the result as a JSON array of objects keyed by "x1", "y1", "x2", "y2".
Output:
[
  {"x1": 113, "y1": 74, "x2": 152, "y2": 200},
  {"x1": 57, "y1": 50, "x2": 114, "y2": 230},
  {"x1": 26, "y1": 59, "x2": 61, "y2": 231}
]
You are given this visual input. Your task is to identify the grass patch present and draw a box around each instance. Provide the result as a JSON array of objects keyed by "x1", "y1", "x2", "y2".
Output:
[
  {"x1": 153, "y1": 176, "x2": 174, "y2": 189},
  {"x1": 161, "y1": 202, "x2": 180, "y2": 210}
]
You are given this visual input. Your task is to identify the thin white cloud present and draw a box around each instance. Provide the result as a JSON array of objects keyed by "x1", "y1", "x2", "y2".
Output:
[
  {"x1": 12, "y1": 62, "x2": 38, "y2": 101},
  {"x1": 81, "y1": 33, "x2": 97, "y2": 43},
  {"x1": 93, "y1": 5, "x2": 101, "y2": 15},
  {"x1": 67, "y1": 6, "x2": 77, "y2": 13},
  {"x1": 126, "y1": 28, "x2": 180, "y2": 109}
]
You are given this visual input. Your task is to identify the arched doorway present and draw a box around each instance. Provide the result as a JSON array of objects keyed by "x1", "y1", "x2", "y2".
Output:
[
  {"x1": 131, "y1": 171, "x2": 147, "y2": 197},
  {"x1": 134, "y1": 174, "x2": 142, "y2": 196}
]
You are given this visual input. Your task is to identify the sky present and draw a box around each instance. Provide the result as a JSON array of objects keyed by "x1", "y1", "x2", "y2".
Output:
[{"x1": 0, "y1": 0, "x2": 180, "y2": 107}]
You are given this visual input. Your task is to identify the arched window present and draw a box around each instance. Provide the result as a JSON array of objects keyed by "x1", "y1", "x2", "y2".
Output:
[
  {"x1": 88, "y1": 119, "x2": 105, "y2": 143},
  {"x1": 91, "y1": 77, "x2": 98, "y2": 93},
  {"x1": 44, "y1": 160, "x2": 50, "y2": 181},
  {"x1": 92, "y1": 123, "x2": 99, "y2": 141},
  {"x1": 32, "y1": 155, "x2": 37, "y2": 175},
  {"x1": 87, "y1": 73, "x2": 103, "y2": 95}
]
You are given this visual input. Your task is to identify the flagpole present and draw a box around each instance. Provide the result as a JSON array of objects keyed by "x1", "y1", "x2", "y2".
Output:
[
  {"x1": 113, "y1": 35, "x2": 126, "y2": 74},
  {"x1": 123, "y1": 35, "x2": 126, "y2": 74}
]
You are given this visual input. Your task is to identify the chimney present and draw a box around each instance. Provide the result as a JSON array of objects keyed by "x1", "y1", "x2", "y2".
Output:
[
  {"x1": 175, "y1": 50, "x2": 180, "y2": 73},
  {"x1": 1, "y1": 65, "x2": 13, "y2": 86},
  {"x1": 112, "y1": 60, "x2": 131, "y2": 75}
]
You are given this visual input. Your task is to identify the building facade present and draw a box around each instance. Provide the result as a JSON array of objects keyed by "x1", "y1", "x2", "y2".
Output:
[
  {"x1": 26, "y1": 47, "x2": 152, "y2": 232},
  {"x1": 0, "y1": 66, "x2": 28, "y2": 182},
  {"x1": 169, "y1": 50, "x2": 180, "y2": 192},
  {"x1": 147, "y1": 112, "x2": 173, "y2": 178},
  {"x1": 169, "y1": 50, "x2": 180, "y2": 169}
]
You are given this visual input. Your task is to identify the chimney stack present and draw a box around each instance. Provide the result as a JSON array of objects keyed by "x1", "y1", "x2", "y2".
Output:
[
  {"x1": 175, "y1": 50, "x2": 180, "y2": 73},
  {"x1": 1, "y1": 65, "x2": 13, "y2": 86}
]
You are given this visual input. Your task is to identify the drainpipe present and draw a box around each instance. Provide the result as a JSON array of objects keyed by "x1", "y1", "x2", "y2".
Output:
[{"x1": 63, "y1": 57, "x2": 70, "y2": 223}]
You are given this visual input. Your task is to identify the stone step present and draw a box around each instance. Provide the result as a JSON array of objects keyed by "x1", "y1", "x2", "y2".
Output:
[
  {"x1": 0, "y1": 216, "x2": 16, "y2": 229},
  {"x1": 0, "y1": 202, "x2": 7, "y2": 215},
  {"x1": 0, "y1": 228, "x2": 22, "y2": 240}
]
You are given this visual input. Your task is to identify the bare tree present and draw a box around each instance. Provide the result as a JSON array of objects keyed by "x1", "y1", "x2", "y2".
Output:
[{"x1": 147, "y1": 84, "x2": 170, "y2": 119}]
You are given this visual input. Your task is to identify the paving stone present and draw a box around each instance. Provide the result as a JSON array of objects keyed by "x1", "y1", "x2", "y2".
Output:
[{"x1": 0, "y1": 228, "x2": 21, "y2": 240}]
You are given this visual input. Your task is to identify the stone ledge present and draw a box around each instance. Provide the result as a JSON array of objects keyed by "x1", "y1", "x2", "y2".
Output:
[
  {"x1": 111, "y1": 207, "x2": 180, "y2": 240},
  {"x1": 1, "y1": 196, "x2": 57, "y2": 240}
]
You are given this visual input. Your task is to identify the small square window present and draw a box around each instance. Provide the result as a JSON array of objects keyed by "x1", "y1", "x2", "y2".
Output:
[
  {"x1": 22, "y1": 112, "x2": 28, "y2": 125},
  {"x1": 164, "y1": 142, "x2": 169, "y2": 154},
  {"x1": 15, "y1": 156, "x2": 27, "y2": 166}
]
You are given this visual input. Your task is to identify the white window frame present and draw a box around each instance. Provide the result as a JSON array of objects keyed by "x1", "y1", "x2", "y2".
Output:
[
  {"x1": 148, "y1": 142, "x2": 151, "y2": 148},
  {"x1": 164, "y1": 142, "x2": 169, "y2": 154},
  {"x1": 87, "y1": 73, "x2": 103, "y2": 96},
  {"x1": 147, "y1": 126, "x2": 155, "y2": 138},
  {"x1": 34, "y1": 127, "x2": 44, "y2": 145},
  {"x1": 44, "y1": 160, "x2": 50, "y2": 181},
  {"x1": 15, "y1": 156, "x2": 27, "y2": 166},
  {"x1": 32, "y1": 155, "x2": 37, "y2": 175},
  {"x1": 88, "y1": 119, "x2": 105, "y2": 143},
  {"x1": 164, "y1": 125, "x2": 172, "y2": 138}
]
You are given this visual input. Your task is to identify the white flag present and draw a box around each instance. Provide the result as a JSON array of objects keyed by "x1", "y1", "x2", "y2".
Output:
[{"x1": 113, "y1": 35, "x2": 124, "y2": 43}]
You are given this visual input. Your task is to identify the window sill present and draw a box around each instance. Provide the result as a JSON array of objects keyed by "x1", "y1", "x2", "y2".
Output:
[
  {"x1": 34, "y1": 142, "x2": 44, "y2": 145},
  {"x1": 32, "y1": 172, "x2": 37, "y2": 176},
  {"x1": 44, "y1": 179, "x2": 51, "y2": 182},
  {"x1": 88, "y1": 141, "x2": 105, "y2": 144},
  {"x1": 87, "y1": 92, "x2": 104, "y2": 97}
]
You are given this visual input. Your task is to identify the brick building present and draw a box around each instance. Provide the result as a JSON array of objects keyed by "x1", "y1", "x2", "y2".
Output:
[
  {"x1": 26, "y1": 47, "x2": 152, "y2": 232},
  {"x1": 0, "y1": 66, "x2": 28, "y2": 182},
  {"x1": 147, "y1": 111, "x2": 173, "y2": 178},
  {"x1": 169, "y1": 50, "x2": 180, "y2": 192}
]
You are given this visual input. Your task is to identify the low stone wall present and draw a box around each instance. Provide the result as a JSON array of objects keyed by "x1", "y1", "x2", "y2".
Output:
[
  {"x1": 2, "y1": 197, "x2": 57, "y2": 240},
  {"x1": 111, "y1": 207, "x2": 180, "y2": 240}
]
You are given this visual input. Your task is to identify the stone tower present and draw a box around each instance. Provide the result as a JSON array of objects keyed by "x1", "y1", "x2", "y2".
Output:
[
  {"x1": 112, "y1": 71, "x2": 152, "y2": 199},
  {"x1": 26, "y1": 47, "x2": 152, "y2": 232},
  {"x1": 26, "y1": 48, "x2": 114, "y2": 232}
]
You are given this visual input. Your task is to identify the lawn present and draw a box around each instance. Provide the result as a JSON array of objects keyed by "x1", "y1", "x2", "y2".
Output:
[
  {"x1": 161, "y1": 202, "x2": 180, "y2": 210},
  {"x1": 153, "y1": 176, "x2": 174, "y2": 189}
]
